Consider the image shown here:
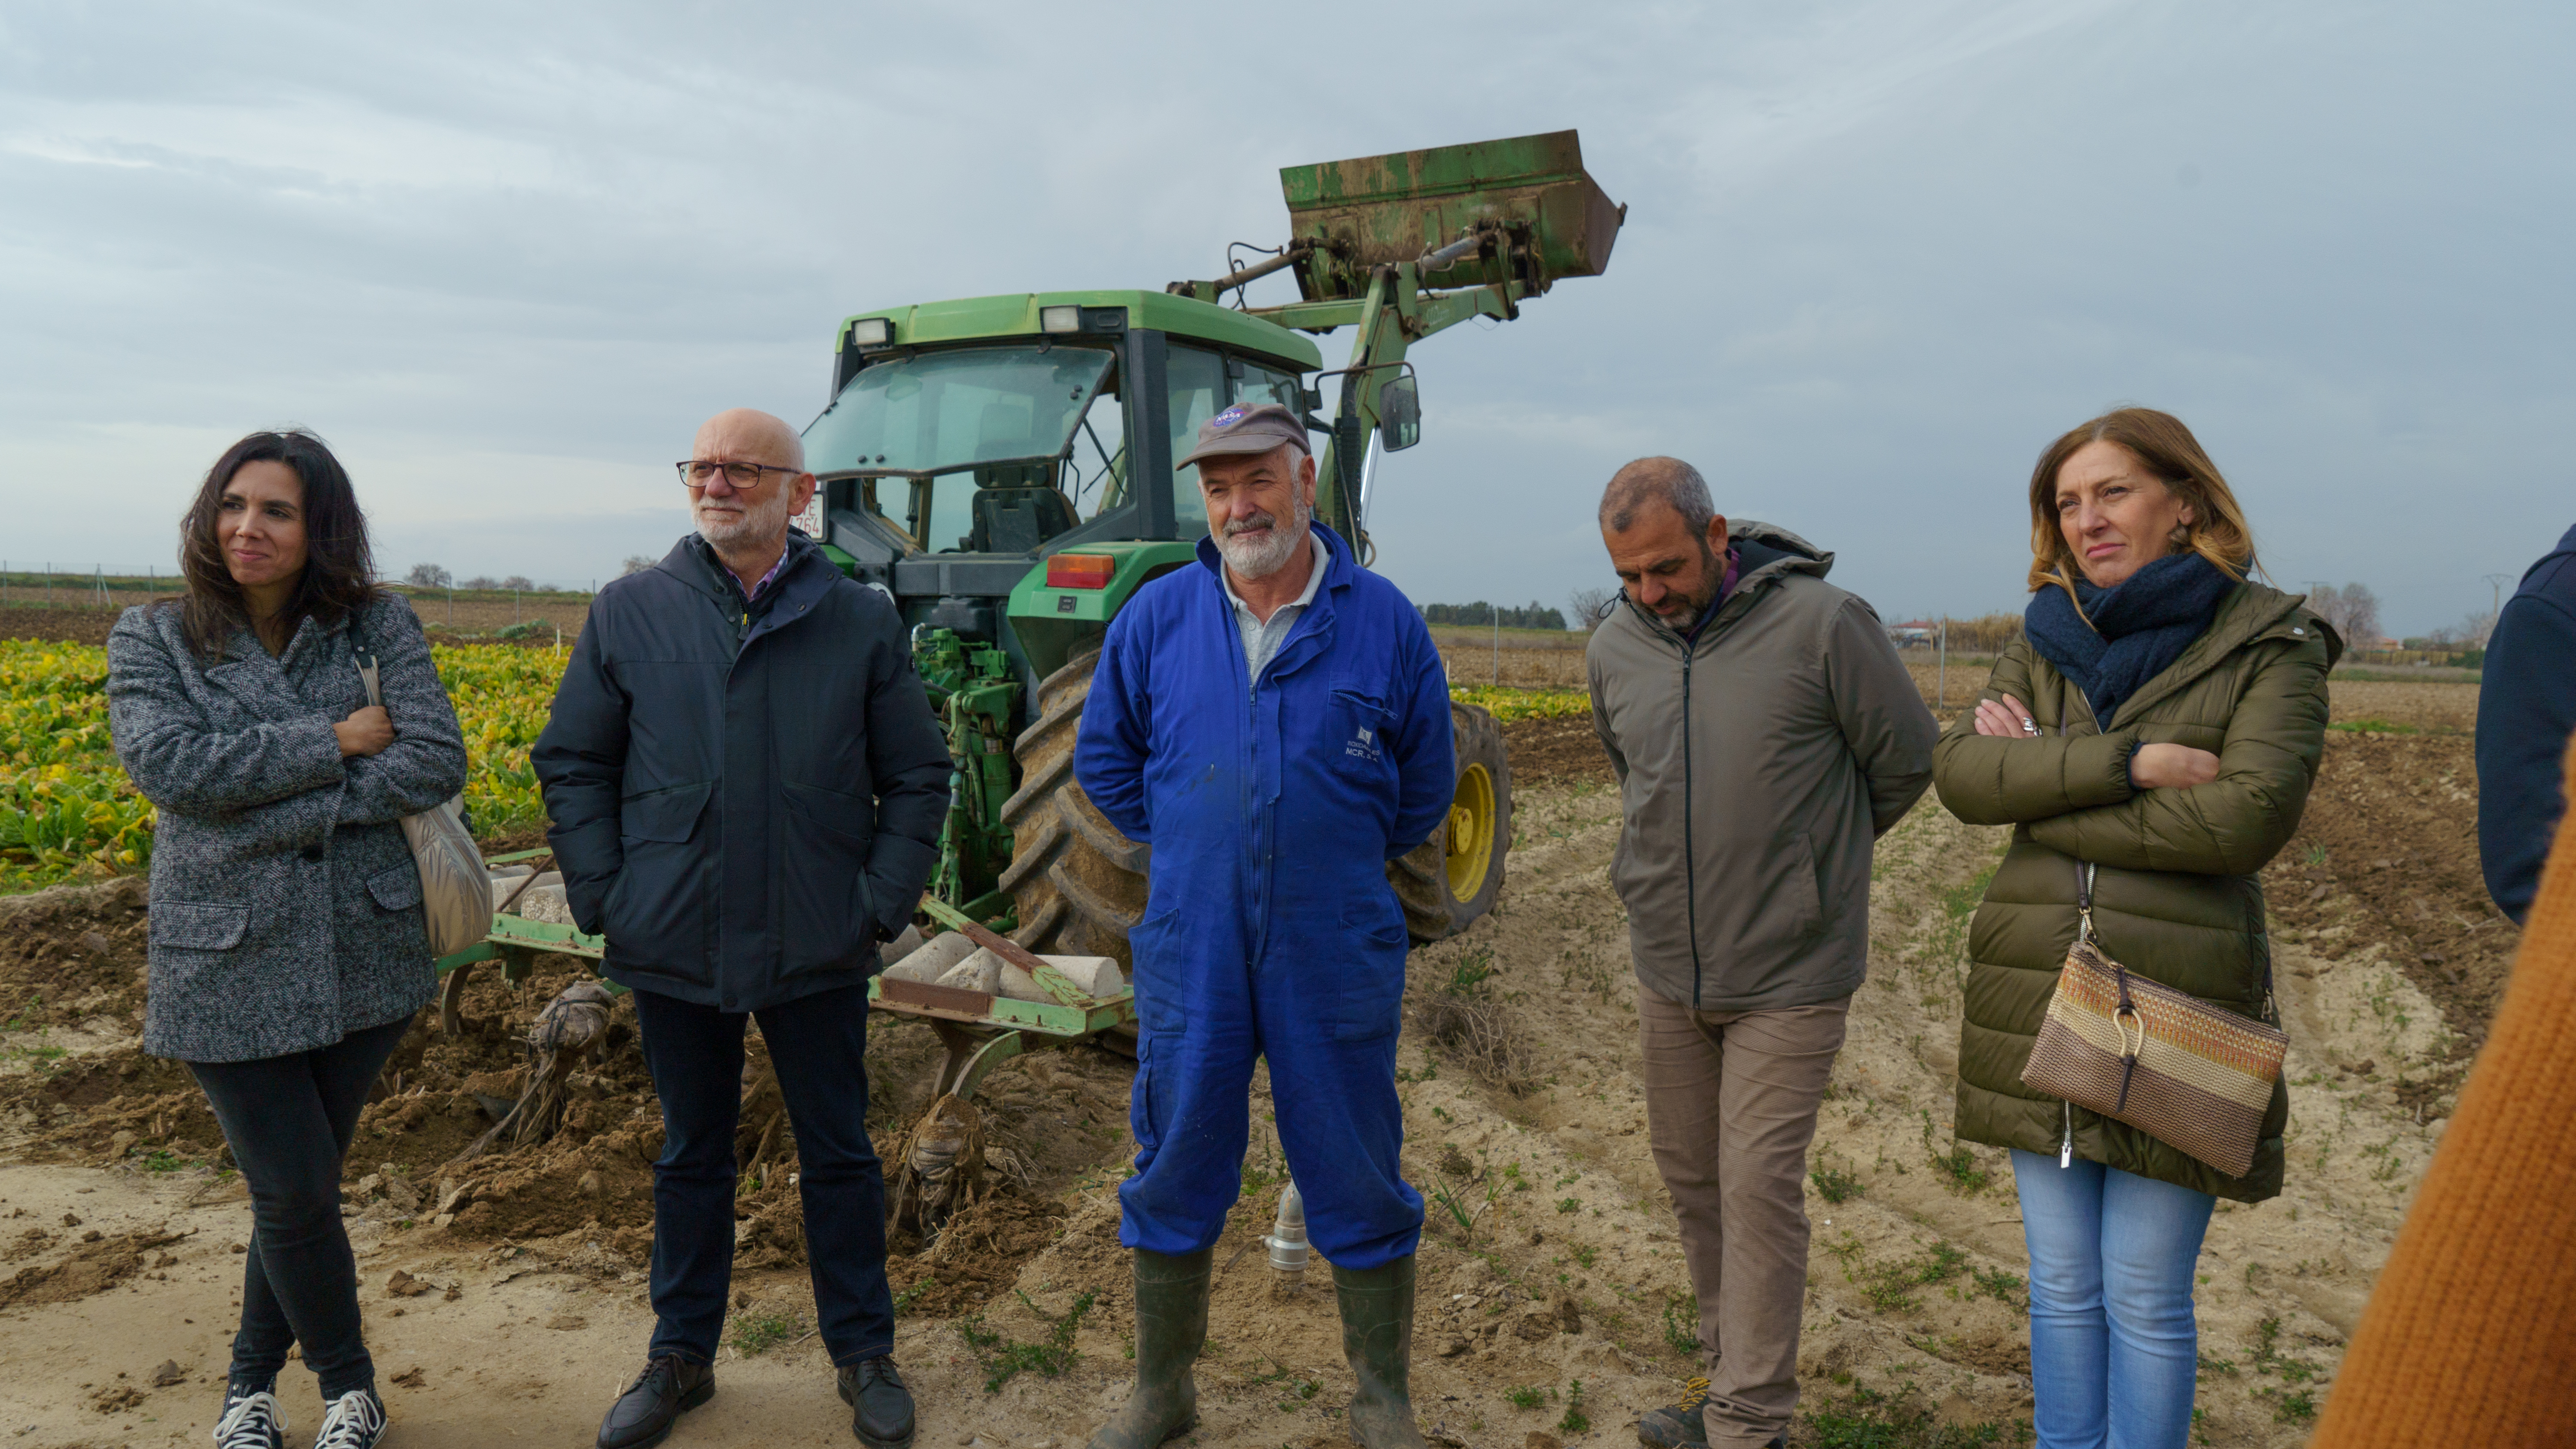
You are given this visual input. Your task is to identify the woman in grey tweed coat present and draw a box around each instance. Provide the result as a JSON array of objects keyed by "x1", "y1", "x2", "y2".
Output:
[{"x1": 106, "y1": 429, "x2": 466, "y2": 1449}]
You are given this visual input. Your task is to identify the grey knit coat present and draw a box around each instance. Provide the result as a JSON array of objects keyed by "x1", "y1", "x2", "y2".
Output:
[{"x1": 107, "y1": 595, "x2": 470, "y2": 1063}]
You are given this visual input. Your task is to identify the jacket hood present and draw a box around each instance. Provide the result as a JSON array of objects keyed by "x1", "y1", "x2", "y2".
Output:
[
  {"x1": 1728, "y1": 518, "x2": 1834, "y2": 585},
  {"x1": 2513, "y1": 520, "x2": 2576, "y2": 600},
  {"x1": 1611, "y1": 518, "x2": 1831, "y2": 645}
]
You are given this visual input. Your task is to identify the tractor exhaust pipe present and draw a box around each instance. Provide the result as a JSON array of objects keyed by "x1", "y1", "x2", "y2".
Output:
[{"x1": 1264, "y1": 1180, "x2": 1310, "y2": 1295}]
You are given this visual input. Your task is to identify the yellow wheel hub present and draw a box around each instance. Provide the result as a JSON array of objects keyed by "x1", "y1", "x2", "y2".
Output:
[{"x1": 1444, "y1": 762, "x2": 1497, "y2": 901}]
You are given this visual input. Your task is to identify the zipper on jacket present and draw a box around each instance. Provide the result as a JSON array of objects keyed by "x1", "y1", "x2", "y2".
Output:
[
  {"x1": 1681, "y1": 646, "x2": 1702, "y2": 1004},
  {"x1": 2058, "y1": 698, "x2": 2093, "y2": 1170}
]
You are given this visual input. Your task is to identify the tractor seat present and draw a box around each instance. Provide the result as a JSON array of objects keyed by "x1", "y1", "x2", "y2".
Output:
[{"x1": 970, "y1": 487, "x2": 1079, "y2": 554}]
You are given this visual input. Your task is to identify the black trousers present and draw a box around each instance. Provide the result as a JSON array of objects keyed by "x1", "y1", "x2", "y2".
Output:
[
  {"x1": 632, "y1": 982, "x2": 894, "y2": 1365},
  {"x1": 188, "y1": 1014, "x2": 411, "y2": 1399}
]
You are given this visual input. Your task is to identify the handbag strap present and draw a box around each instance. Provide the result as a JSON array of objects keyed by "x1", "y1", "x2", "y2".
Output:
[
  {"x1": 2075, "y1": 861, "x2": 2096, "y2": 946},
  {"x1": 348, "y1": 614, "x2": 383, "y2": 709}
]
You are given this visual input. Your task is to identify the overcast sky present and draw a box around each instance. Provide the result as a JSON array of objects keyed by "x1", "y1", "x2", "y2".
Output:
[{"x1": 3, "y1": 1, "x2": 2567, "y2": 634}]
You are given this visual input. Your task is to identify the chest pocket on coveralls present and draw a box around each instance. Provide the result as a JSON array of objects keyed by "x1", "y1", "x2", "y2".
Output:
[{"x1": 1328, "y1": 675, "x2": 1393, "y2": 779}]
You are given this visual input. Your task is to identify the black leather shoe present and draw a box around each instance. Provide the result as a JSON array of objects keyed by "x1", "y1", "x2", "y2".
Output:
[
  {"x1": 838, "y1": 1357, "x2": 916, "y2": 1447},
  {"x1": 597, "y1": 1355, "x2": 714, "y2": 1449}
]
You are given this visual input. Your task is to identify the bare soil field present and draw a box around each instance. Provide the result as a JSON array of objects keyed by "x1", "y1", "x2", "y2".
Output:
[
  {"x1": 0, "y1": 681, "x2": 2496, "y2": 1447},
  {"x1": 0, "y1": 593, "x2": 589, "y2": 646}
]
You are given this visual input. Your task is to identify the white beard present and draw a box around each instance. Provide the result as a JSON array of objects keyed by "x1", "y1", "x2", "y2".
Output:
[
  {"x1": 1216, "y1": 492, "x2": 1312, "y2": 579},
  {"x1": 695, "y1": 485, "x2": 794, "y2": 557}
]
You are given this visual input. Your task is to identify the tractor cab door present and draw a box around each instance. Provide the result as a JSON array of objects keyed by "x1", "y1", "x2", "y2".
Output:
[{"x1": 1163, "y1": 343, "x2": 1306, "y2": 533}]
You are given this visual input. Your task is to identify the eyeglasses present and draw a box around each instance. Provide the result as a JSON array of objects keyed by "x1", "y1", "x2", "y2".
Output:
[{"x1": 676, "y1": 460, "x2": 802, "y2": 488}]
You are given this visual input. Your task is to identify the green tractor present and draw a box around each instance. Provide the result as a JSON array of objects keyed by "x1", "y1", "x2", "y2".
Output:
[{"x1": 799, "y1": 130, "x2": 1624, "y2": 964}]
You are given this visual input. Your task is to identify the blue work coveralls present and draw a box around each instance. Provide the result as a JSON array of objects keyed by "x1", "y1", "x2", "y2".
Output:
[{"x1": 1075, "y1": 523, "x2": 1454, "y2": 1268}]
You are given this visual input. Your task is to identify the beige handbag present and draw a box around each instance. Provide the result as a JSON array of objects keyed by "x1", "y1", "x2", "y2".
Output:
[
  {"x1": 2020, "y1": 863, "x2": 2290, "y2": 1178},
  {"x1": 355, "y1": 652, "x2": 492, "y2": 958}
]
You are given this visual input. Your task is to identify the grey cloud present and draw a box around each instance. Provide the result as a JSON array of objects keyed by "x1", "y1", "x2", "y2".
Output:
[{"x1": 0, "y1": 0, "x2": 2566, "y2": 622}]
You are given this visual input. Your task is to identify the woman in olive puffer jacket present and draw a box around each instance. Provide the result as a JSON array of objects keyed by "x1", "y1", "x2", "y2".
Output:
[{"x1": 1932, "y1": 408, "x2": 2335, "y2": 1449}]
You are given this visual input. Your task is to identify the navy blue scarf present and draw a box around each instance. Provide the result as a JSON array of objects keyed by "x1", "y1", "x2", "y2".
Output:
[{"x1": 2024, "y1": 552, "x2": 2236, "y2": 725}]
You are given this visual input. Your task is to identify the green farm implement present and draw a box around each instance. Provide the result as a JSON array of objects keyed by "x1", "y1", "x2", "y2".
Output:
[
  {"x1": 812, "y1": 128, "x2": 1623, "y2": 974},
  {"x1": 446, "y1": 130, "x2": 1623, "y2": 1103}
]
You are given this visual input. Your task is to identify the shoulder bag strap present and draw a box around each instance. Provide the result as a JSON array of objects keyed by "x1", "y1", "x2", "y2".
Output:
[{"x1": 348, "y1": 611, "x2": 383, "y2": 708}]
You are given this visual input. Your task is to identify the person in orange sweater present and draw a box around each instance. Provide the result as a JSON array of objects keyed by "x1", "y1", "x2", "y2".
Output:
[{"x1": 2310, "y1": 735, "x2": 2576, "y2": 1446}]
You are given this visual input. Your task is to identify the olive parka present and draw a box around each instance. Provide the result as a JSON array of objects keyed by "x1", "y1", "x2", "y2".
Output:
[{"x1": 1932, "y1": 581, "x2": 2338, "y2": 1201}]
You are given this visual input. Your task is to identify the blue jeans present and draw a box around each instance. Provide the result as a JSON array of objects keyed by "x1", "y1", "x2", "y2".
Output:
[
  {"x1": 631, "y1": 983, "x2": 893, "y2": 1367},
  {"x1": 2009, "y1": 1150, "x2": 2215, "y2": 1449}
]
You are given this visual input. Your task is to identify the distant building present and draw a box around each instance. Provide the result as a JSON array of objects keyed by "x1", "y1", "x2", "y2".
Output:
[{"x1": 1890, "y1": 619, "x2": 1938, "y2": 646}]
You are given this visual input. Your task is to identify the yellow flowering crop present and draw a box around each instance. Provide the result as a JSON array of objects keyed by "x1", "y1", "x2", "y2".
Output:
[
  {"x1": 1448, "y1": 685, "x2": 1592, "y2": 722},
  {"x1": 0, "y1": 640, "x2": 571, "y2": 894},
  {"x1": 3, "y1": 634, "x2": 1577, "y2": 896}
]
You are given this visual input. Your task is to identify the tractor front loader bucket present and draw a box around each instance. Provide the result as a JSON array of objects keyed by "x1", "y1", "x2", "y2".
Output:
[{"x1": 1282, "y1": 129, "x2": 1625, "y2": 302}]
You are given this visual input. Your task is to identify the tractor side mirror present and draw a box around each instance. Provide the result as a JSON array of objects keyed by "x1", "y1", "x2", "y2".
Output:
[{"x1": 1377, "y1": 374, "x2": 1421, "y2": 452}]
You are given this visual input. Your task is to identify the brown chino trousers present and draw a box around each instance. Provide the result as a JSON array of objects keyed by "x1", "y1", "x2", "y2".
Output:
[{"x1": 1637, "y1": 990, "x2": 1851, "y2": 1447}]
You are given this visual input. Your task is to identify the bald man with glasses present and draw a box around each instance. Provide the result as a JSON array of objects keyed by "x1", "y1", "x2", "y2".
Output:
[{"x1": 536, "y1": 408, "x2": 951, "y2": 1449}]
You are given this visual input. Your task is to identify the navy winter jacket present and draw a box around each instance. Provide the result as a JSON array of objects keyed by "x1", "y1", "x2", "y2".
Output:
[
  {"x1": 1075, "y1": 524, "x2": 1452, "y2": 1024},
  {"x1": 532, "y1": 532, "x2": 950, "y2": 1011},
  {"x1": 2477, "y1": 521, "x2": 2576, "y2": 924}
]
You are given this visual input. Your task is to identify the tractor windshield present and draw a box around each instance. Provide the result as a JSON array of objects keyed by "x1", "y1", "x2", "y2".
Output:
[{"x1": 805, "y1": 345, "x2": 1115, "y2": 475}]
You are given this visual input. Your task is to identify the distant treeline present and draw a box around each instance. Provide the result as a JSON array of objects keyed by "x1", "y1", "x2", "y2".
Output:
[{"x1": 1420, "y1": 600, "x2": 1569, "y2": 631}]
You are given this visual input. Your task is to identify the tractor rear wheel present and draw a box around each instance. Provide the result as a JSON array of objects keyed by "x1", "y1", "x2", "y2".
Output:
[
  {"x1": 1000, "y1": 655, "x2": 1513, "y2": 958},
  {"x1": 1000, "y1": 645, "x2": 1149, "y2": 965},
  {"x1": 1389, "y1": 701, "x2": 1513, "y2": 942}
]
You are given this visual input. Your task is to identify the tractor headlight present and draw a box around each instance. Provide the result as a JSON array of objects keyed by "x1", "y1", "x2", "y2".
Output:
[
  {"x1": 1039, "y1": 305, "x2": 1082, "y2": 335},
  {"x1": 849, "y1": 317, "x2": 893, "y2": 349}
]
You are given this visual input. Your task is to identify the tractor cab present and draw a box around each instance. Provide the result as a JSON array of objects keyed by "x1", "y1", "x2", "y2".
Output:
[{"x1": 801, "y1": 291, "x2": 1325, "y2": 690}]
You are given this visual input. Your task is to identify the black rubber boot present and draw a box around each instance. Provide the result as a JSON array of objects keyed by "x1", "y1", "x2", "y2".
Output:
[
  {"x1": 1333, "y1": 1256, "x2": 1429, "y2": 1449},
  {"x1": 1086, "y1": 1248, "x2": 1212, "y2": 1449}
]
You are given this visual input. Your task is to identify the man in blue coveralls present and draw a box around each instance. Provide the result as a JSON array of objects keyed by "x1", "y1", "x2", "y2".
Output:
[{"x1": 1074, "y1": 402, "x2": 1455, "y2": 1449}]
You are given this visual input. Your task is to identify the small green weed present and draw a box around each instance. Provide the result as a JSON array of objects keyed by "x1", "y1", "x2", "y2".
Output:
[
  {"x1": 3, "y1": 1042, "x2": 67, "y2": 1072},
  {"x1": 1555, "y1": 1196, "x2": 1580, "y2": 1214},
  {"x1": 2274, "y1": 1390, "x2": 2318, "y2": 1424},
  {"x1": 1970, "y1": 1266, "x2": 2026, "y2": 1313},
  {"x1": 892, "y1": 1278, "x2": 933, "y2": 1316},
  {"x1": 1427, "y1": 1174, "x2": 1485, "y2": 1242},
  {"x1": 1445, "y1": 948, "x2": 1497, "y2": 994},
  {"x1": 1804, "y1": 1384, "x2": 2032, "y2": 1447},
  {"x1": 1572, "y1": 1244, "x2": 1596, "y2": 1269},
  {"x1": 1843, "y1": 1242, "x2": 1970, "y2": 1314},
  {"x1": 3, "y1": 993, "x2": 43, "y2": 1031},
  {"x1": 728, "y1": 1312, "x2": 798, "y2": 1355},
  {"x1": 1810, "y1": 1166, "x2": 1864, "y2": 1203},
  {"x1": 1506, "y1": 1384, "x2": 1550, "y2": 1411},
  {"x1": 2196, "y1": 1351, "x2": 2238, "y2": 1377},
  {"x1": 1941, "y1": 862, "x2": 2001, "y2": 920},
  {"x1": 1661, "y1": 1293, "x2": 1698, "y2": 1357},
  {"x1": 1928, "y1": 1145, "x2": 1989, "y2": 1194},
  {"x1": 1558, "y1": 1379, "x2": 1589, "y2": 1436},
  {"x1": 138, "y1": 1149, "x2": 196, "y2": 1173},
  {"x1": 957, "y1": 1289, "x2": 1097, "y2": 1393},
  {"x1": 2327, "y1": 718, "x2": 2421, "y2": 735}
]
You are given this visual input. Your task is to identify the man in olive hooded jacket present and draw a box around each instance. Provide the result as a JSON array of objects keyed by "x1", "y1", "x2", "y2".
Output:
[{"x1": 1586, "y1": 457, "x2": 1937, "y2": 1449}]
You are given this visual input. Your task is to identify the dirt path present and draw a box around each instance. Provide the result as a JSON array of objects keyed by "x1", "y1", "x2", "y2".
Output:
[{"x1": 0, "y1": 685, "x2": 2490, "y2": 1446}]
